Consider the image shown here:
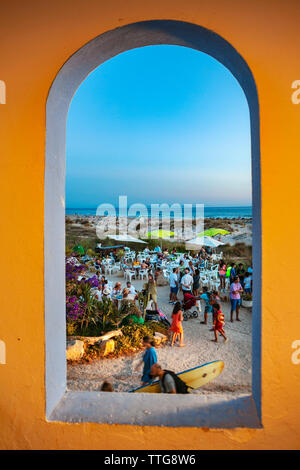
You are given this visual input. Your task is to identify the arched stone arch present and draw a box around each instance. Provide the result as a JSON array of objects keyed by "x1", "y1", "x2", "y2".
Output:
[{"x1": 45, "y1": 20, "x2": 261, "y2": 427}]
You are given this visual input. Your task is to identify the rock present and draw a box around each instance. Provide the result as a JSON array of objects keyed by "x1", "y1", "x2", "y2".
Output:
[
  {"x1": 66, "y1": 340, "x2": 85, "y2": 361},
  {"x1": 99, "y1": 339, "x2": 115, "y2": 356},
  {"x1": 154, "y1": 332, "x2": 168, "y2": 345}
]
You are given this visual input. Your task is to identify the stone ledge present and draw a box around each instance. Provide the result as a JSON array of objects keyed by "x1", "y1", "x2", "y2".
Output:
[{"x1": 49, "y1": 391, "x2": 261, "y2": 428}]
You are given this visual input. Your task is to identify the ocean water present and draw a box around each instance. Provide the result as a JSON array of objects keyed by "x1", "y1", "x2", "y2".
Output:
[{"x1": 66, "y1": 206, "x2": 252, "y2": 219}]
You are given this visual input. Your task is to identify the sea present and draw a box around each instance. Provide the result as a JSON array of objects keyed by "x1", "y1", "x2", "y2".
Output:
[{"x1": 66, "y1": 206, "x2": 252, "y2": 219}]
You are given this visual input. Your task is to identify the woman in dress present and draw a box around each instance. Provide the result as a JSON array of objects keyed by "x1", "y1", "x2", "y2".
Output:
[
  {"x1": 170, "y1": 302, "x2": 185, "y2": 347},
  {"x1": 218, "y1": 259, "x2": 227, "y2": 291}
]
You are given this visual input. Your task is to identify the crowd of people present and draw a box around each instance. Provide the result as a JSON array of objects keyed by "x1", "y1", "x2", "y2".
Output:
[{"x1": 72, "y1": 244, "x2": 253, "y2": 393}]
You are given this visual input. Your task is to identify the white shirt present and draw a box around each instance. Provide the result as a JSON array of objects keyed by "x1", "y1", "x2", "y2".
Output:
[
  {"x1": 126, "y1": 293, "x2": 136, "y2": 301},
  {"x1": 244, "y1": 276, "x2": 252, "y2": 289},
  {"x1": 93, "y1": 289, "x2": 102, "y2": 301},
  {"x1": 169, "y1": 272, "x2": 178, "y2": 288},
  {"x1": 181, "y1": 273, "x2": 193, "y2": 290},
  {"x1": 127, "y1": 285, "x2": 136, "y2": 295},
  {"x1": 146, "y1": 299, "x2": 155, "y2": 310}
]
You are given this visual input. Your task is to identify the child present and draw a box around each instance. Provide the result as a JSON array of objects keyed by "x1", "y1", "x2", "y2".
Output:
[
  {"x1": 212, "y1": 303, "x2": 227, "y2": 343},
  {"x1": 170, "y1": 302, "x2": 185, "y2": 347},
  {"x1": 200, "y1": 287, "x2": 213, "y2": 325},
  {"x1": 135, "y1": 336, "x2": 157, "y2": 385},
  {"x1": 244, "y1": 272, "x2": 252, "y2": 294},
  {"x1": 209, "y1": 290, "x2": 221, "y2": 331}
]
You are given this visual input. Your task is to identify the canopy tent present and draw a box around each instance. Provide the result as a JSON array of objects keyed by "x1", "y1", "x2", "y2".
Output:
[
  {"x1": 73, "y1": 244, "x2": 85, "y2": 255},
  {"x1": 185, "y1": 235, "x2": 224, "y2": 249},
  {"x1": 147, "y1": 229, "x2": 177, "y2": 249},
  {"x1": 146, "y1": 229, "x2": 176, "y2": 239},
  {"x1": 197, "y1": 228, "x2": 230, "y2": 238},
  {"x1": 107, "y1": 234, "x2": 147, "y2": 244}
]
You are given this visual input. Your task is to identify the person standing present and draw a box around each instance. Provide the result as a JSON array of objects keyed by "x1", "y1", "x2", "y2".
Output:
[
  {"x1": 200, "y1": 286, "x2": 213, "y2": 325},
  {"x1": 218, "y1": 259, "x2": 227, "y2": 291},
  {"x1": 243, "y1": 272, "x2": 252, "y2": 294},
  {"x1": 169, "y1": 267, "x2": 179, "y2": 304},
  {"x1": 193, "y1": 269, "x2": 200, "y2": 296},
  {"x1": 230, "y1": 276, "x2": 243, "y2": 322},
  {"x1": 170, "y1": 302, "x2": 185, "y2": 347},
  {"x1": 229, "y1": 262, "x2": 237, "y2": 286},
  {"x1": 181, "y1": 268, "x2": 193, "y2": 295},
  {"x1": 212, "y1": 303, "x2": 227, "y2": 343}
]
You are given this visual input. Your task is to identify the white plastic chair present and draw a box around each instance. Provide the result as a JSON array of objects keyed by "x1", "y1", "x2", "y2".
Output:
[
  {"x1": 105, "y1": 265, "x2": 113, "y2": 275},
  {"x1": 125, "y1": 270, "x2": 136, "y2": 282},
  {"x1": 139, "y1": 269, "x2": 148, "y2": 281}
]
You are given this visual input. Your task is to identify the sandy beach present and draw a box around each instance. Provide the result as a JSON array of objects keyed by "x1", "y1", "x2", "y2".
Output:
[
  {"x1": 66, "y1": 215, "x2": 252, "y2": 247},
  {"x1": 67, "y1": 272, "x2": 252, "y2": 396}
]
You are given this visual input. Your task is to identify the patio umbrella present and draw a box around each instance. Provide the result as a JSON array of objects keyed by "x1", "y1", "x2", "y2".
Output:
[
  {"x1": 185, "y1": 235, "x2": 224, "y2": 249},
  {"x1": 107, "y1": 234, "x2": 147, "y2": 244},
  {"x1": 197, "y1": 228, "x2": 230, "y2": 237}
]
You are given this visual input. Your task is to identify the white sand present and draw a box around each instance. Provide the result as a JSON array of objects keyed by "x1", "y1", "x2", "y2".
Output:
[{"x1": 67, "y1": 274, "x2": 252, "y2": 396}]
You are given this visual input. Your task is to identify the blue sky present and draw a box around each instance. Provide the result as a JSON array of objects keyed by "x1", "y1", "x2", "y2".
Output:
[{"x1": 66, "y1": 45, "x2": 252, "y2": 208}]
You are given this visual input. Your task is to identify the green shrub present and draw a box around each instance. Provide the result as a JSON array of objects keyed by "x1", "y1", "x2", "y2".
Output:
[{"x1": 113, "y1": 324, "x2": 154, "y2": 357}]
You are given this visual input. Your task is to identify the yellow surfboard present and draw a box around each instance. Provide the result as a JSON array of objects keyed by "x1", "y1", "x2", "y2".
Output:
[{"x1": 131, "y1": 360, "x2": 224, "y2": 393}]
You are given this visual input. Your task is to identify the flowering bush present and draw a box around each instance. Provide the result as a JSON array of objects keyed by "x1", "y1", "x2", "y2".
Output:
[
  {"x1": 65, "y1": 257, "x2": 128, "y2": 336},
  {"x1": 66, "y1": 261, "x2": 86, "y2": 281},
  {"x1": 84, "y1": 275, "x2": 99, "y2": 288},
  {"x1": 66, "y1": 295, "x2": 86, "y2": 321}
]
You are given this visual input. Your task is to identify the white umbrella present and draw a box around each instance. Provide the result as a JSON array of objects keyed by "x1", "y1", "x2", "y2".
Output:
[
  {"x1": 185, "y1": 235, "x2": 224, "y2": 248},
  {"x1": 107, "y1": 234, "x2": 147, "y2": 244}
]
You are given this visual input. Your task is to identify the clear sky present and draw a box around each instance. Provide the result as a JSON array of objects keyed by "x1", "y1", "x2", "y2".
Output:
[{"x1": 66, "y1": 45, "x2": 252, "y2": 208}]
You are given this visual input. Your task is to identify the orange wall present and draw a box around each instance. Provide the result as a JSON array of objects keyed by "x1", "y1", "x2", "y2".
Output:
[{"x1": 0, "y1": 0, "x2": 300, "y2": 449}]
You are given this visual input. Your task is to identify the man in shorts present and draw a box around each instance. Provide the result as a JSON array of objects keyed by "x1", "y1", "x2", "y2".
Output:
[{"x1": 169, "y1": 267, "x2": 179, "y2": 304}]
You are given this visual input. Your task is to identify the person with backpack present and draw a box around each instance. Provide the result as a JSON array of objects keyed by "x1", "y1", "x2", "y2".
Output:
[{"x1": 150, "y1": 363, "x2": 189, "y2": 394}]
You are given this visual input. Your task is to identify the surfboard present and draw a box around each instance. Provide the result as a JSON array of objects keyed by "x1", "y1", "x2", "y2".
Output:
[{"x1": 131, "y1": 360, "x2": 224, "y2": 393}]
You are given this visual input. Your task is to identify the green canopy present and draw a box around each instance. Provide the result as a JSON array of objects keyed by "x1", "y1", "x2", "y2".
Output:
[
  {"x1": 147, "y1": 229, "x2": 176, "y2": 238},
  {"x1": 73, "y1": 244, "x2": 85, "y2": 255},
  {"x1": 197, "y1": 228, "x2": 230, "y2": 238}
]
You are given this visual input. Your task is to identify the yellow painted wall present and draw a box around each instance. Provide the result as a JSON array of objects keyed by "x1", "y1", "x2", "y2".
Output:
[{"x1": 1, "y1": 0, "x2": 300, "y2": 449}]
